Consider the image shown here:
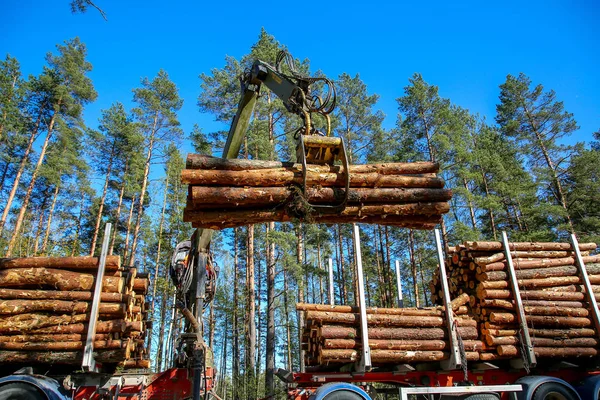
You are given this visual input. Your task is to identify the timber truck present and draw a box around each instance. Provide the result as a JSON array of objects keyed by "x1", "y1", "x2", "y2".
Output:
[{"x1": 1, "y1": 51, "x2": 600, "y2": 400}]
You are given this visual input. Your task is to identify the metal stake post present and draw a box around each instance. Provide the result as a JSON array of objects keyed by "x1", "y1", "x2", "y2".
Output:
[
  {"x1": 570, "y1": 234, "x2": 600, "y2": 339},
  {"x1": 82, "y1": 223, "x2": 112, "y2": 372},
  {"x1": 395, "y1": 260, "x2": 404, "y2": 308},
  {"x1": 352, "y1": 224, "x2": 371, "y2": 372},
  {"x1": 328, "y1": 258, "x2": 335, "y2": 306},
  {"x1": 434, "y1": 229, "x2": 462, "y2": 370},
  {"x1": 501, "y1": 231, "x2": 536, "y2": 369}
]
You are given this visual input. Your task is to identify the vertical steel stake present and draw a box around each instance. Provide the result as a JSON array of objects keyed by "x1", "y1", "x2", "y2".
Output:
[
  {"x1": 570, "y1": 234, "x2": 600, "y2": 340},
  {"x1": 82, "y1": 223, "x2": 112, "y2": 372},
  {"x1": 328, "y1": 258, "x2": 335, "y2": 306},
  {"x1": 501, "y1": 231, "x2": 536, "y2": 369},
  {"x1": 353, "y1": 224, "x2": 371, "y2": 372},
  {"x1": 395, "y1": 260, "x2": 404, "y2": 307},
  {"x1": 435, "y1": 229, "x2": 462, "y2": 370}
]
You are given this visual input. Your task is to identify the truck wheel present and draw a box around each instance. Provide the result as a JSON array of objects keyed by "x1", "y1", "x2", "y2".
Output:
[
  {"x1": 531, "y1": 382, "x2": 579, "y2": 400},
  {"x1": 0, "y1": 383, "x2": 47, "y2": 400}
]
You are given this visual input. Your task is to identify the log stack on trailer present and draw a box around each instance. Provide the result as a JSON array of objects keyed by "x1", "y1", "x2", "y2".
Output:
[
  {"x1": 431, "y1": 241, "x2": 600, "y2": 362},
  {"x1": 181, "y1": 154, "x2": 452, "y2": 230},
  {"x1": 0, "y1": 255, "x2": 150, "y2": 371},
  {"x1": 297, "y1": 294, "x2": 486, "y2": 368}
]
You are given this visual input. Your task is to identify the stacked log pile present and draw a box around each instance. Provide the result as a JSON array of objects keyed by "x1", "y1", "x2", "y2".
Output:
[
  {"x1": 431, "y1": 241, "x2": 600, "y2": 361},
  {"x1": 297, "y1": 294, "x2": 486, "y2": 367},
  {"x1": 0, "y1": 256, "x2": 150, "y2": 370},
  {"x1": 181, "y1": 154, "x2": 452, "y2": 230}
]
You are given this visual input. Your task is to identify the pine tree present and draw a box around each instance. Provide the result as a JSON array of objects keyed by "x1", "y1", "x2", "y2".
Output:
[
  {"x1": 6, "y1": 38, "x2": 96, "y2": 256},
  {"x1": 496, "y1": 73, "x2": 578, "y2": 234},
  {"x1": 129, "y1": 69, "x2": 183, "y2": 266},
  {"x1": 88, "y1": 102, "x2": 139, "y2": 255}
]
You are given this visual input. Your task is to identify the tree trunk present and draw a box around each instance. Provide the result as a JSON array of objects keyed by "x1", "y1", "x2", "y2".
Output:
[
  {"x1": 71, "y1": 191, "x2": 85, "y2": 256},
  {"x1": 337, "y1": 225, "x2": 347, "y2": 304},
  {"x1": 283, "y1": 262, "x2": 293, "y2": 372},
  {"x1": 265, "y1": 221, "x2": 275, "y2": 396},
  {"x1": 463, "y1": 177, "x2": 477, "y2": 229},
  {"x1": 409, "y1": 230, "x2": 419, "y2": 307},
  {"x1": 146, "y1": 176, "x2": 168, "y2": 358},
  {"x1": 109, "y1": 166, "x2": 128, "y2": 255},
  {"x1": 246, "y1": 224, "x2": 256, "y2": 400},
  {"x1": 155, "y1": 289, "x2": 168, "y2": 371},
  {"x1": 122, "y1": 195, "x2": 136, "y2": 262},
  {"x1": 41, "y1": 183, "x2": 60, "y2": 255},
  {"x1": 129, "y1": 112, "x2": 158, "y2": 266},
  {"x1": 91, "y1": 142, "x2": 116, "y2": 256},
  {"x1": 296, "y1": 223, "x2": 305, "y2": 372},
  {"x1": 6, "y1": 106, "x2": 59, "y2": 256},
  {"x1": 232, "y1": 228, "x2": 240, "y2": 400},
  {"x1": 0, "y1": 105, "x2": 46, "y2": 237}
]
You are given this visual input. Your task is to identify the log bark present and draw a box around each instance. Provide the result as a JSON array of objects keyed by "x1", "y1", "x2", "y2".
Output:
[
  {"x1": 528, "y1": 328, "x2": 596, "y2": 338},
  {"x1": 318, "y1": 325, "x2": 478, "y2": 340},
  {"x1": 0, "y1": 333, "x2": 111, "y2": 342},
  {"x1": 189, "y1": 186, "x2": 453, "y2": 207},
  {"x1": 0, "y1": 268, "x2": 124, "y2": 292},
  {"x1": 0, "y1": 349, "x2": 127, "y2": 364},
  {"x1": 464, "y1": 241, "x2": 596, "y2": 252},
  {"x1": 0, "y1": 289, "x2": 128, "y2": 303},
  {"x1": 480, "y1": 255, "x2": 600, "y2": 272},
  {"x1": 181, "y1": 168, "x2": 445, "y2": 188},
  {"x1": 0, "y1": 256, "x2": 121, "y2": 271},
  {"x1": 0, "y1": 339, "x2": 127, "y2": 351},
  {"x1": 185, "y1": 203, "x2": 449, "y2": 223},
  {"x1": 297, "y1": 303, "x2": 461, "y2": 316},
  {"x1": 0, "y1": 300, "x2": 126, "y2": 316},
  {"x1": 191, "y1": 215, "x2": 441, "y2": 230},
  {"x1": 479, "y1": 264, "x2": 600, "y2": 281},
  {"x1": 497, "y1": 345, "x2": 598, "y2": 358},
  {"x1": 186, "y1": 154, "x2": 440, "y2": 174},
  {"x1": 323, "y1": 338, "x2": 484, "y2": 352},
  {"x1": 488, "y1": 312, "x2": 591, "y2": 327}
]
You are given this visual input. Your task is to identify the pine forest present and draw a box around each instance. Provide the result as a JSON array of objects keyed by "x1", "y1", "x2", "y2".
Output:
[{"x1": 1, "y1": 27, "x2": 599, "y2": 399}]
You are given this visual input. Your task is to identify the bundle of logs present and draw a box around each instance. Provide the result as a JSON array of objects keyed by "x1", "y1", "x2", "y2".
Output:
[
  {"x1": 297, "y1": 293, "x2": 485, "y2": 368},
  {"x1": 0, "y1": 255, "x2": 151, "y2": 371},
  {"x1": 432, "y1": 241, "x2": 600, "y2": 361},
  {"x1": 181, "y1": 154, "x2": 452, "y2": 230}
]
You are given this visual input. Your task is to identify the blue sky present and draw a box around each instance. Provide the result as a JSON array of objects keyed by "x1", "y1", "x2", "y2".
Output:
[{"x1": 2, "y1": 0, "x2": 599, "y2": 154}]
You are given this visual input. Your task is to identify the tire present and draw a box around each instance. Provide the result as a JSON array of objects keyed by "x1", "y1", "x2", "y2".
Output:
[
  {"x1": 531, "y1": 382, "x2": 579, "y2": 400},
  {"x1": 0, "y1": 382, "x2": 47, "y2": 400},
  {"x1": 321, "y1": 390, "x2": 366, "y2": 400}
]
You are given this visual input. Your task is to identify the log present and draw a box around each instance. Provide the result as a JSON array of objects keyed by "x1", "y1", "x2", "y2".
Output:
[
  {"x1": 489, "y1": 336, "x2": 598, "y2": 348},
  {"x1": 319, "y1": 349, "x2": 357, "y2": 363},
  {"x1": 189, "y1": 186, "x2": 453, "y2": 207},
  {"x1": 0, "y1": 300, "x2": 126, "y2": 316},
  {"x1": 464, "y1": 241, "x2": 596, "y2": 252},
  {"x1": 370, "y1": 350, "x2": 479, "y2": 363},
  {"x1": 181, "y1": 168, "x2": 446, "y2": 188},
  {"x1": 133, "y1": 279, "x2": 149, "y2": 293},
  {"x1": 297, "y1": 303, "x2": 459, "y2": 316},
  {"x1": 528, "y1": 328, "x2": 597, "y2": 338},
  {"x1": 481, "y1": 255, "x2": 600, "y2": 272},
  {"x1": 185, "y1": 203, "x2": 450, "y2": 222},
  {"x1": 318, "y1": 325, "x2": 479, "y2": 340},
  {"x1": 450, "y1": 293, "x2": 470, "y2": 310},
  {"x1": 0, "y1": 256, "x2": 122, "y2": 271},
  {"x1": 0, "y1": 349, "x2": 128, "y2": 364},
  {"x1": 0, "y1": 339, "x2": 126, "y2": 351},
  {"x1": 497, "y1": 345, "x2": 598, "y2": 358},
  {"x1": 192, "y1": 214, "x2": 442, "y2": 230},
  {"x1": 0, "y1": 268, "x2": 124, "y2": 292},
  {"x1": 0, "y1": 289, "x2": 128, "y2": 303},
  {"x1": 480, "y1": 264, "x2": 600, "y2": 282},
  {"x1": 186, "y1": 154, "x2": 441, "y2": 174},
  {"x1": 0, "y1": 333, "x2": 111, "y2": 342},
  {"x1": 323, "y1": 338, "x2": 484, "y2": 351},
  {"x1": 477, "y1": 289, "x2": 588, "y2": 301},
  {"x1": 121, "y1": 359, "x2": 151, "y2": 369},
  {"x1": 305, "y1": 311, "x2": 445, "y2": 327},
  {"x1": 478, "y1": 276, "x2": 581, "y2": 290},
  {"x1": 488, "y1": 312, "x2": 591, "y2": 327},
  {"x1": 0, "y1": 313, "x2": 89, "y2": 333}
]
